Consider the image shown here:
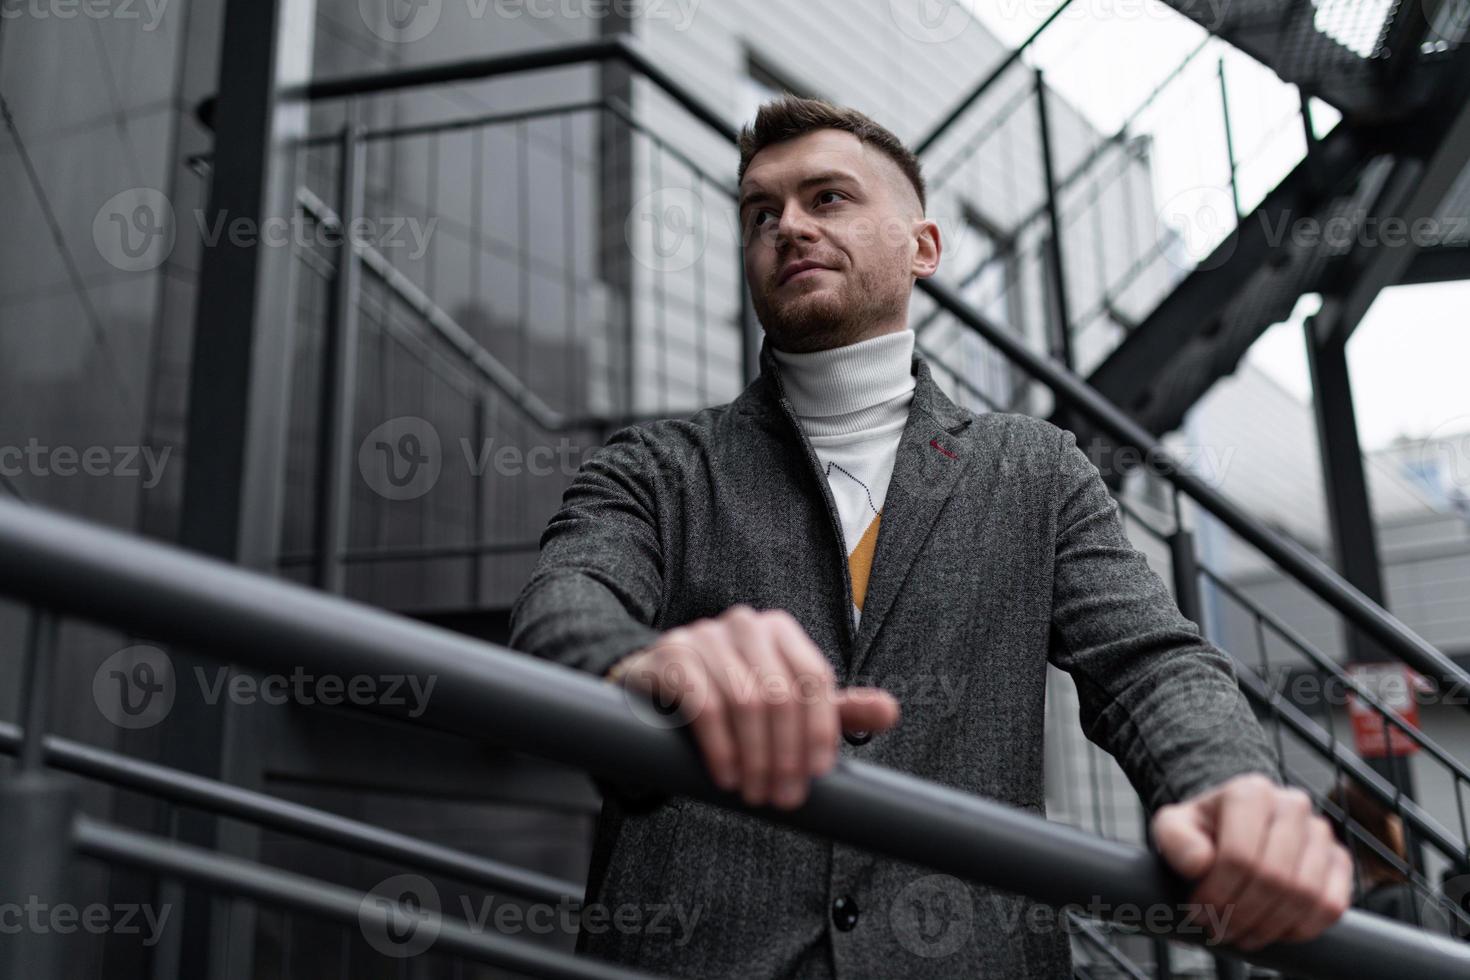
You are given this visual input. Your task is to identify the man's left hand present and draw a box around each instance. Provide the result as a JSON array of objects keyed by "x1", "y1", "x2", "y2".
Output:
[{"x1": 1151, "y1": 773, "x2": 1353, "y2": 951}]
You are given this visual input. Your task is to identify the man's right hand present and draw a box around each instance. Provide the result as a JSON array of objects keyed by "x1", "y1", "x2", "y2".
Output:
[{"x1": 607, "y1": 605, "x2": 899, "y2": 810}]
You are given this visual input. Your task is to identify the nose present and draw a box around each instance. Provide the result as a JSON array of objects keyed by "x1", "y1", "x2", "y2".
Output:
[{"x1": 773, "y1": 203, "x2": 821, "y2": 248}]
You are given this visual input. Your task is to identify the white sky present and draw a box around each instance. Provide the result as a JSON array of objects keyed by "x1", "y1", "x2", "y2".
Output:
[{"x1": 969, "y1": 0, "x2": 1470, "y2": 451}]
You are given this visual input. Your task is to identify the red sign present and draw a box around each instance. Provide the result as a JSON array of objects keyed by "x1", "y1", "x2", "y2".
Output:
[{"x1": 1346, "y1": 663, "x2": 1426, "y2": 758}]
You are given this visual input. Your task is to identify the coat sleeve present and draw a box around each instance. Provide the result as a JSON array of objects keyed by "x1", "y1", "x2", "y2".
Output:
[
  {"x1": 1045, "y1": 425, "x2": 1278, "y2": 813},
  {"x1": 508, "y1": 424, "x2": 665, "y2": 678}
]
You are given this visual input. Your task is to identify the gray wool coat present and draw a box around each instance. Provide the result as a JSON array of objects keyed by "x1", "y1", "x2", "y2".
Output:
[{"x1": 508, "y1": 338, "x2": 1277, "y2": 979}]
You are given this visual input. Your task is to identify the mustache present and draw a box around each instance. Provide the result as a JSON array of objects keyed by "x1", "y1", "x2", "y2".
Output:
[{"x1": 770, "y1": 256, "x2": 842, "y2": 288}]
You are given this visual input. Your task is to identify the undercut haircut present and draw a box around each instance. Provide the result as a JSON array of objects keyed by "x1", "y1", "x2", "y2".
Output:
[{"x1": 737, "y1": 94, "x2": 927, "y2": 216}]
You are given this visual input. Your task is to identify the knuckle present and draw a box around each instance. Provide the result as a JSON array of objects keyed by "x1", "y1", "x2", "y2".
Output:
[
  {"x1": 724, "y1": 603, "x2": 756, "y2": 622},
  {"x1": 1279, "y1": 787, "x2": 1312, "y2": 814}
]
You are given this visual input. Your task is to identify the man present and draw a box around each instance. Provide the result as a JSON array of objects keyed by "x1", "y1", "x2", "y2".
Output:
[{"x1": 509, "y1": 95, "x2": 1351, "y2": 978}]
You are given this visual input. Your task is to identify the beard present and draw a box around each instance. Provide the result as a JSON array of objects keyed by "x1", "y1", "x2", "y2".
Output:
[{"x1": 753, "y1": 257, "x2": 909, "y2": 354}]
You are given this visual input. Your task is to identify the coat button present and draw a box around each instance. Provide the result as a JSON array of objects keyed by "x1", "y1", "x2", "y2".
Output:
[
  {"x1": 843, "y1": 729, "x2": 872, "y2": 746},
  {"x1": 831, "y1": 895, "x2": 859, "y2": 931}
]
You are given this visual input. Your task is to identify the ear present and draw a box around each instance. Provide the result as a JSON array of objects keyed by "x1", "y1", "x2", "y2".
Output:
[{"x1": 911, "y1": 217, "x2": 941, "y2": 280}]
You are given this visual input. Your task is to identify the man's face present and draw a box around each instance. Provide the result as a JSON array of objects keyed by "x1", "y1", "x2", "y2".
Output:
[{"x1": 738, "y1": 129, "x2": 940, "y2": 353}]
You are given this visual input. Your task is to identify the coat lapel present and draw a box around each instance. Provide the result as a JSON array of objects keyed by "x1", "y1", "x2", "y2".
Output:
[
  {"x1": 849, "y1": 357, "x2": 977, "y2": 677},
  {"x1": 748, "y1": 339, "x2": 982, "y2": 677}
]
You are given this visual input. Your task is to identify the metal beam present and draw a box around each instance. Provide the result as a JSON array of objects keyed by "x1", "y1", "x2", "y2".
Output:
[
  {"x1": 172, "y1": 0, "x2": 317, "y2": 976},
  {"x1": 1313, "y1": 91, "x2": 1470, "y2": 346},
  {"x1": 1401, "y1": 243, "x2": 1470, "y2": 284},
  {"x1": 1077, "y1": 122, "x2": 1366, "y2": 426}
]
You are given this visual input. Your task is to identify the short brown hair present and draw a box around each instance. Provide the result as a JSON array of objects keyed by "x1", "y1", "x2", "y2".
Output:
[{"x1": 737, "y1": 95, "x2": 927, "y2": 215}]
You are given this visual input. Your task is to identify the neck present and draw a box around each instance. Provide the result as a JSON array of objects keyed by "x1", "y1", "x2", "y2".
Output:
[{"x1": 769, "y1": 330, "x2": 916, "y2": 438}]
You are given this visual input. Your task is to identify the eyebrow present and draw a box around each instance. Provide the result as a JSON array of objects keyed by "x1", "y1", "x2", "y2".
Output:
[{"x1": 738, "y1": 169, "x2": 862, "y2": 215}]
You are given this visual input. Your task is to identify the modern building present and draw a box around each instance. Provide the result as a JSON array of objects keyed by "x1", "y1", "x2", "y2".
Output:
[{"x1": 2, "y1": 0, "x2": 1469, "y2": 977}]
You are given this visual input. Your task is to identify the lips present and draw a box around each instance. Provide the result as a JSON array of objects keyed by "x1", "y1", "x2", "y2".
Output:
[{"x1": 777, "y1": 259, "x2": 834, "y2": 286}]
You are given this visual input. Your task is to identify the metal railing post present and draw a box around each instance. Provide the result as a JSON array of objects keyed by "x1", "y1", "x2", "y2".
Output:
[
  {"x1": 313, "y1": 112, "x2": 366, "y2": 595},
  {"x1": 1217, "y1": 57, "x2": 1241, "y2": 220},
  {"x1": 1169, "y1": 523, "x2": 1204, "y2": 627},
  {"x1": 1035, "y1": 67, "x2": 1075, "y2": 374},
  {"x1": 0, "y1": 609, "x2": 73, "y2": 980},
  {"x1": 470, "y1": 393, "x2": 489, "y2": 606}
]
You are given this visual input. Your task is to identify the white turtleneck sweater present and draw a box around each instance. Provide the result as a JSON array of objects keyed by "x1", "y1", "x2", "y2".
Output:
[{"x1": 770, "y1": 329, "x2": 916, "y2": 628}]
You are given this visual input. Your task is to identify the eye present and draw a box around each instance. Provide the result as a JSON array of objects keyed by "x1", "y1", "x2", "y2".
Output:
[
  {"x1": 751, "y1": 208, "x2": 776, "y2": 228},
  {"x1": 816, "y1": 190, "x2": 846, "y2": 206}
]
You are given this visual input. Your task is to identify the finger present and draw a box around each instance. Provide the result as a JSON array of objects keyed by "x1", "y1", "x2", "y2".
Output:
[
  {"x1": 1152, "y1": 802, "x2": 1216, "y2": 881},
  {"x1": 1226, "y1": 789, "x2": 1313, "y2": 950},
  {"x1": 704, "y1": 619, "x2": 772, "y2": 806},
  {"x1": 835, "y1": 687, "x2": 901, "y2": 732},
  {"x1": 768, "y1": 610, "x2": 840, "y2": 778},
  {"x1": 670, "y1": 650, "x2": 740, "y2": 792},
  {"x1": 1284, "y1": 830, "x2": 1352, "y2": 942},
  {"x1": 1190, "y1": 776, "x2": 1274, "y2": 943},
  {"x1": 730, "y1": 609, "x2": 804, "y2": 809}
]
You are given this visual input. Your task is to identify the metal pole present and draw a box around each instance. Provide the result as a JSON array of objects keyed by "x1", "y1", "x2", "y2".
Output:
[
  {"x1": 17, "y1": 610, "x2": 57, "y2": 772},
  {"x1": 0, "y1": 776, "x2": 76, "y2": 980},
  {"x1": 1169, "y1": 523, "x2": 1204, "y2": 628},
  {"x1": 1034, "y1": 68, "x2": 1074, "y2": 372},
  {"x1": 1303, "y1": 313, "x2": 1423, "y2": 869},
  {"x1": 470, "y1": 394, "x2": 489, "y2": 606},
  {"x1": 1217, "y1": 58, "x2": 1241, "y2": 220},
  {"x1": 314, "y1": 114, "x2": 365, "y2": 594},
  {"x1": 73, "y1": 818, "x2": 657, "y2": 980}
]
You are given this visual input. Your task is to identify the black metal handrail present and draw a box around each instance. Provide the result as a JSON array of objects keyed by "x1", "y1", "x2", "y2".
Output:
[
  {"x1": 71, "y1": 816, "x2": 654, "y2": 980},
  {"x1": 0, "y1": 720, "x2": 577, "y2": 905},
  {"x1": 2, "y1": 498, "x2": 1469, "y2": 977}
]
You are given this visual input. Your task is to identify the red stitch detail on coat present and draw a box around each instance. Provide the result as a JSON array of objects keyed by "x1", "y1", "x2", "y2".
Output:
[{"x1": 929, "y1": 438, "x2": 957, "y2": 459}]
